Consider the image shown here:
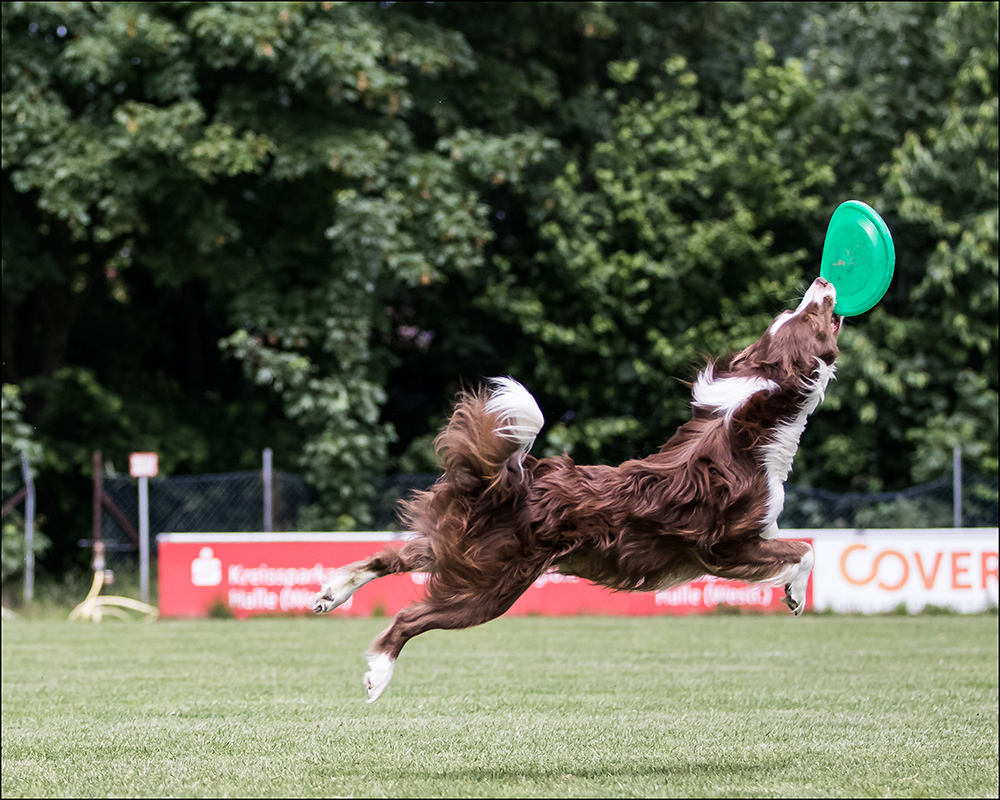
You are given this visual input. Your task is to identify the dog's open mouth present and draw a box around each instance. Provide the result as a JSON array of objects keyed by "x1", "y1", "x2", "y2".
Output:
[{"x1": 832, "y1": 315, "x2": 843, "y2": 336}]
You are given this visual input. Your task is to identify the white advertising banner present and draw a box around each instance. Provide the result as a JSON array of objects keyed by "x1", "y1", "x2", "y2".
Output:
[{"x1": 803, "y1": 528, "x2": 999, "y2": 614}]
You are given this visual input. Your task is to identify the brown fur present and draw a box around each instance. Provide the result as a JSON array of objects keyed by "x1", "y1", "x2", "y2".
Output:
[{"x1": 320, "y1": 279, "x2": 841, "y2": 675}]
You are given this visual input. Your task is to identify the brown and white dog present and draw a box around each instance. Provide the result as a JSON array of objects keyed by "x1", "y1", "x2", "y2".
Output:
[{"x1": 315, "y1": 277, "x2": 841, "y2": 702}]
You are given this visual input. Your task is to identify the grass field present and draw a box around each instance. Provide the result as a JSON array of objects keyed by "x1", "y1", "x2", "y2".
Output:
[{"x1": 2, "y1": 613, "x2": 997, "y2": 798}]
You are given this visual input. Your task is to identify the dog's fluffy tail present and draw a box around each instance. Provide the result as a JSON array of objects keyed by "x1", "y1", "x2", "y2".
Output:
[
  {"x1": 400, "y1": 378, "x2": 543, "y2": 548},
  {"x1": 483, "y1": 377, "x2": 544, "y2": 465},
  {"x1": 438, "y1": 377, "x2": 542, "y2": 487}
]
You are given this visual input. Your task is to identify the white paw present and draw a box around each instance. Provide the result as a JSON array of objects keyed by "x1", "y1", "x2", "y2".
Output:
[
  {"x1": 782, "y1": 584, "x2": 805, "y2": 615},
  {"x1": 312, "y1": 569, "x2": 356, "y2": 614},
  {"x1": 782, "y1": 547, "x2": 813, "y2": 616},
  {"x1": 313, "y1": 597, "x2": 333, "y2": 613},
  {"x1": 363, "y1": 652, "x2": 395, "y2": 703}
]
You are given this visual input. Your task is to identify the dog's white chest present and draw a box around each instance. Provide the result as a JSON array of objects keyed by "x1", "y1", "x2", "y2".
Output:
[{"x1": 760, "y1": 362, "x2": 835, "y2": 531}]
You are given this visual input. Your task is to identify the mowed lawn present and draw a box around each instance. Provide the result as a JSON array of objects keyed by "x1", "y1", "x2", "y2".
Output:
[{"x1": 2, "y1": 614, "x2": 997, "y2": 798}]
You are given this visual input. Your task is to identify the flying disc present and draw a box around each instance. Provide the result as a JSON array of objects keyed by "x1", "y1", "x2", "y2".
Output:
[{"x1": 819, "y1": 200, "x2": 895, "y2": 316}]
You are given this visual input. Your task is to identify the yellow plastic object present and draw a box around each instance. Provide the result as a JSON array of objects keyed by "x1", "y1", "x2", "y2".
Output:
[{"x1": 69, "y1": 570, "x2": 158, "y2": 622}]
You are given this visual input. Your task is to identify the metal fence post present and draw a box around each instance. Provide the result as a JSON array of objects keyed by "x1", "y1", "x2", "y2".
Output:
[
  {"x1": 138, "y1": 475, "x2": 150, "y2": 604},
  {"x1": 20, "y1": 452, "x2": 35, "y2": 603},
  {"x1": 953, "y1": 445, "x2": 963, "y2": 529},
  {"x1": 93, "y1": 451, "x2": 103, "y2": 558},
  {"x1": 263, "y1": 448, "x2": 273, "y2": 532}
]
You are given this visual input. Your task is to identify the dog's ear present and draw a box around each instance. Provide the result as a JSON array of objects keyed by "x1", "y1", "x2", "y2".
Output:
[{"x1": 724, "y1": 329, "x2": 772, "y2": 373}]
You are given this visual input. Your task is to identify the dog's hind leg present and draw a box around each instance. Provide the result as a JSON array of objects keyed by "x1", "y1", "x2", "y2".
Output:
[
  {"x1": 313, "y1": 537, "x2": 433, "y2": 614},
  {"x1": 362, "y1": 575, "x2": 536, "y2": 702},
  {"x1": 704, "y1": 538, "x2": 814, "y2": 616}
]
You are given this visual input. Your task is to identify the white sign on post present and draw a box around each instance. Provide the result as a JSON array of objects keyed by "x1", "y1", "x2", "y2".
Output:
[
  {"x1": 130, "y1": 452, "x2": 159, "y2": 605},
  {"x1": 129, "y1": 452, "x2": 159, "y2": 478}
]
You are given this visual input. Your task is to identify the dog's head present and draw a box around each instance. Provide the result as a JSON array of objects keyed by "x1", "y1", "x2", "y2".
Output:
[
  {"x1": 693, "y1": 278, "x2": 841, "y2": 424},
  {"x1": 731, "y1": 277, "x2": 841, "y2": 382}
]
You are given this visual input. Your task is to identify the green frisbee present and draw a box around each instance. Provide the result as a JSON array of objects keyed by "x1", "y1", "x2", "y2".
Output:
[{"x1": 820, "y1": 200, "x2": 895, "y2": 316}]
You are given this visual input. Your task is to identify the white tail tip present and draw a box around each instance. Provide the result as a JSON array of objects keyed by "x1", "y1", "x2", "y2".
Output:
[{"x1": 484, "y1": 377, "x2": 544, "y2": 455}]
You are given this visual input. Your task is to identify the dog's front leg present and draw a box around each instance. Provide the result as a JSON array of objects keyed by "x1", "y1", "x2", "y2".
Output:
[
  {"x1": 705, "y1": 538, "x2": 814, "y2": 616},
  {"x1": 313, "y1": 566, "x2": 377, "y2": 613},
  {"x1": 779, "y1": 544, "x2": 814, "y2": 616},
  {"x1": 314, "y1": 539, "x2": 435, "y2": 614}
]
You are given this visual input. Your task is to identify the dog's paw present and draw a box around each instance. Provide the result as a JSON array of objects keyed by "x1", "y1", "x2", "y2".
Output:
[
  {"x1": 363, "y1": 652, "x2": 395, "y2": 703},
  {"x1": 312, "y1": 569, "x2": 355, "y2": 613},
  {"x1": 312, "y1": 596, "x2": 337, "y2": 614},
  {"x1": 781, "y1": 583, "x2": 804, "y2": 616},
  {"x1": 783, "y1": 548, "x2": 814, "y2": 617}
]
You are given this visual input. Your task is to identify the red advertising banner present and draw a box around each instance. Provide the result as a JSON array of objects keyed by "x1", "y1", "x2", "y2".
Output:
[{"x1": 157, "y1": 533, "x2": 806, "y2": 619}]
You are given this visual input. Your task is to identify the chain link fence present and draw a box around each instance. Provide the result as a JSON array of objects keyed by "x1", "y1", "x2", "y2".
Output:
[
  {"x1": 370, "y1": 474, "x2": 439, "y2": 531},
  {"x1": 94, "y1": 468, "x2": 998, "y2": 570},
  {"x1": 98, "y1": 470, "x2": 312, "y2": 569},
  {"x1": 783, "y1": 472, "x2": 999, "y2": 529}
]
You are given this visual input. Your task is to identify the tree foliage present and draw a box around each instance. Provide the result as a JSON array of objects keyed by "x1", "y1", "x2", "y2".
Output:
[
  {"x1": 2, "y1": 2, "x2": 996, "y2": 570},
  {"x1": 1, "y1": 383, "x2": 49, "y2": 580}
]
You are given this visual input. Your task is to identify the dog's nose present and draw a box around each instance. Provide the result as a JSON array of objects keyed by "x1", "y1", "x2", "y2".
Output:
[
  {"x1": 812, "y1": 276, "x2": 836, "y2": 299},
  {"x1": 798, "y1": 276, "x2": 837, "y2": 311}
]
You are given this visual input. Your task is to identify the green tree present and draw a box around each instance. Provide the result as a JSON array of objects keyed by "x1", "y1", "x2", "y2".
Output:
[
  {"x1": 1, "y1": 1, "x2": 563, "y2": 547},
  {"x1": 480, "y1": 48, "x2": 838, "y2": 464},
  {"x1": 462, "y1": 2, "x2": 999, "y2": 489},
  {"x1": 877, "y1": 2, "x2": 999, "y2": 480},
  {"x1": 2, "y1": 2, "x2": 996, "y2": 573}
]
